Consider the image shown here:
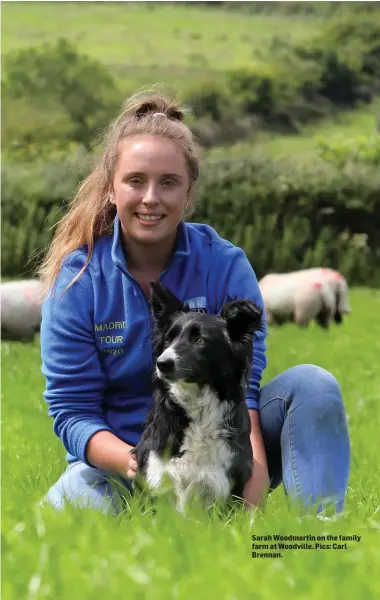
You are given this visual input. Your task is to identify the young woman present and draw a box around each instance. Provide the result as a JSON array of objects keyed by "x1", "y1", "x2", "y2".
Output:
[{"x1": 40, "y1": 91, "x2": 350, "y2": 515}]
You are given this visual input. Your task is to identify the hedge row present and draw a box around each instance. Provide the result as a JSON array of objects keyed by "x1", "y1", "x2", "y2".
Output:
[
  {"x1": 2, "y1": 146, "x2": 380, "y2": 286},
  {"x1": 197, "y1": 153, "x2": 380, "y2": 285}
]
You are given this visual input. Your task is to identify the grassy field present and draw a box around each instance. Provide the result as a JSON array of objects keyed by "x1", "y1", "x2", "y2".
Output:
[
  {"x1": 2, "y1": 287, "x2": 380, "y2": 599},
  {"x1": 207, "y1": 99, "x2": 380, "y2": 162},
  {"x1": 3, "y1": 1, "x2": 379, "y2": 160},
  {"x1": 259, "y1": 100, "x2": 379, "y2": 159},
  {"x1": 2, "y1": 1, "x2": 321, "y2": 91}
]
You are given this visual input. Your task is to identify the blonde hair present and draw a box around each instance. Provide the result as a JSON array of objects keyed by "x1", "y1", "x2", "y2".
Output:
[{"x1": 38, "y1": 89, "x2": 201, "y2": 297}]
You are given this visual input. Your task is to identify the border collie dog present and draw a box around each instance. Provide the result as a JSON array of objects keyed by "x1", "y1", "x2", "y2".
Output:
[{"x1": 133, "y1": 281, "x2": 263, "y2": 513}]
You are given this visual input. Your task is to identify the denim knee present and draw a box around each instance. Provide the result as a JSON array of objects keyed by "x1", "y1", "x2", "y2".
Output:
[
  {"x1": 43, "y1": 462, "x2": 126, "y2": 513},
  {"x1": 258, "y1": 363, "x2": 350, "y2": 512},
  {"x1": 259, "y1": 364, "x2": 342, "y2": 413},
  {"x1": 285, "y1": 364, "x2": 349, "y2": 437},
  {"x1": 287, "y1": 364, "x2": 342, "y2": 402}
]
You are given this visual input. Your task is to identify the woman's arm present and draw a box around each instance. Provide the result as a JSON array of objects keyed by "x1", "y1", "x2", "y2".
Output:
[
  {"x1": 243, "y1": 409, "x2": 270, "y2": 509},
  {"x1": 41, "y1": 258, "x2": 129, "y2": 472},
  {"x1": 86, "y1": 431, "x2": 138, "y2": 479}
]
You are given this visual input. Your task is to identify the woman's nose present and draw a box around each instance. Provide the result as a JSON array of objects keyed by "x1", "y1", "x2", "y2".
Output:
[{"x1": 142, "y1": 184, "x2": 159, "y2": 205}]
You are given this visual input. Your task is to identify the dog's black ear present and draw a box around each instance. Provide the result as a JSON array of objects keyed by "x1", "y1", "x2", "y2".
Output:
[
  {"x1": 221, "y1": 300, "x2": 262, "y2": 343},
  {"x1": 150, "y1": 281, "x2": 185, "y2": 326}
]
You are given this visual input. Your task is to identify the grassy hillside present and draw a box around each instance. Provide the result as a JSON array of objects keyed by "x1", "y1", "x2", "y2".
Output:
[
  {"x1": 207, "y1": 99, "x2": 379, "y2": 162},
  {"x1": 2, "y1": 288, "x2": 380, "y2": 599},
  {"x1": 2, "y1": 1, "x2": 321, "y2": 91},
  {"x1": 260, "y1": 101, "x2": 379, "y2": 159}
]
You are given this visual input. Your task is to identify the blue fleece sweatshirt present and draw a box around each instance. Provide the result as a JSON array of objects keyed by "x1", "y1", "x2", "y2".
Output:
[{"x1": 41, "y1": 216, "x2": 267, "y2": 465}]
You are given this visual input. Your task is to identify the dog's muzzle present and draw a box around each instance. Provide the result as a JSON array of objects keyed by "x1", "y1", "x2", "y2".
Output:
[{"x1": 156, "y1": 357, "x2": 176, "y2": 378}]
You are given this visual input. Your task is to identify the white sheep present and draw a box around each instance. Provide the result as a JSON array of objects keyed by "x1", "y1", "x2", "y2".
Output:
[
  {"x1": 1, "y1": 279, "x2": 43, "y2": 341},
  {"x1": 303, "y1": 268, "x2": 351, "y2": 321},
  {"x1": 259, "y1": 268, "x2": 351, "y2": 329}
]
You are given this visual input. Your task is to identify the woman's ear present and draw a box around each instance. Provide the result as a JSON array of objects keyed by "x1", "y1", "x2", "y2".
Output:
[
  {"x1": 185, "y1": 187, "x2": 195, "y2": 216},
  {"x1": 108, "y1": 186, "x2": 116, "y2": 205}
]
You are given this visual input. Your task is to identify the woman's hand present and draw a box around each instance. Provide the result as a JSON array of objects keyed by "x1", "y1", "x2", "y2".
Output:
[
  {"x1": 126, "y1": 450, "x2": 139, "y2": 479},
  {"x1": 86, "y1": 430, "x2": 139, "y2": 479}
]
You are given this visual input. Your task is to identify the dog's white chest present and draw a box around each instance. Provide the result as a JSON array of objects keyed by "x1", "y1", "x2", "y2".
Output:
[{"x1": 145, "y1": 387, "x2": 235, "y2": 510}]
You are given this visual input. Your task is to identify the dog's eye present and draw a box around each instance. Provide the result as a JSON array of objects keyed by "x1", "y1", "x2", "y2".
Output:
[
  {"x1": 188, "y1": 325, "x2": 203, "y2": 345},
  {"x1": 166, "y1": 326, "x2": 179, "y2": 343}
]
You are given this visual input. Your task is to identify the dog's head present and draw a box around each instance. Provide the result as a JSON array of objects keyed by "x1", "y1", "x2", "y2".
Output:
[{"x1": 150, "y1": 281, "x2": 263, "y2": 387}]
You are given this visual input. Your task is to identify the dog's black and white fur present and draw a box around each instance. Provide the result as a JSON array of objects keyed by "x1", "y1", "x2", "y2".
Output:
[{"x1": 132, "y1": 281, "x2": 263, "y2": 513}]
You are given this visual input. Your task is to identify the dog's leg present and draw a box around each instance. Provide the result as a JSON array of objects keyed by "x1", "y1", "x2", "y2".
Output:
[
  {"x1": 175, "y1": 480, "x2": 199, "y2": 515},
  {"x1": 145, "y1": 451, "x2": 166, "y2": 490}
]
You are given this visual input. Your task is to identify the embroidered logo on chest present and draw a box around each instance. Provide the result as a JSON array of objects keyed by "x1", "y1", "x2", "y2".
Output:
[{"x1": 184, "y1": 296, "x2": 207, "y2": 314}]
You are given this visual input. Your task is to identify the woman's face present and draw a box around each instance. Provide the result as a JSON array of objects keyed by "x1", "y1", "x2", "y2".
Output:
[{"x1": 110, "y1": 135, "x2": 192, "y2": 251}]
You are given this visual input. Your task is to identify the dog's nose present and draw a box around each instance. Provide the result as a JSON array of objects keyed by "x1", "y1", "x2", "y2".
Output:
[{"x1": 157, "y1": 357, "x2": 175, "y2": 376}]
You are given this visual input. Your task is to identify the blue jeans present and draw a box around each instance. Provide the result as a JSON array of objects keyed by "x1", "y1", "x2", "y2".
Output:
[
  {"x1": 259, "y1": 364, "x2": 350, "y2": 513},
  {"x1": 44, "y1": 365, "x2": 350, "y2": 514}
]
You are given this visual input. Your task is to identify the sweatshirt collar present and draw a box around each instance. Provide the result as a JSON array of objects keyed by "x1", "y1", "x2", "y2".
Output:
[{"x1": 111, "y1": 214, "x2": 190, "y2": 273}]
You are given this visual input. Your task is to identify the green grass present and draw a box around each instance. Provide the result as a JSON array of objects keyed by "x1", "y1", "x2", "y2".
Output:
[
  {"x1": 1, "y1": 1, "x2": 321, "y2": 91},
  {"x1": 2, "y1": 287, "x2": 380, "y2": 599},
  {"x1": 208, "y1": 99, "x2": 380, "y2": 162},
  {"x1": 259, "y1": 102, "x2": 380, "y2": 160}
]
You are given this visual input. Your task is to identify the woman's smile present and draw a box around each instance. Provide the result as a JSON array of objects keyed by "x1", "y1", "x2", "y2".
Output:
[{"x1": 134, "y1": 213, "x2": 166, "y2": 225}]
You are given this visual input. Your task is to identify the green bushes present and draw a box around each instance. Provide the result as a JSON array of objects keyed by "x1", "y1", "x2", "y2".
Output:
[
  {"x1": 2, "y1": 39, "x2": 120, "y2": 149},
  {"x1": 183, "y1": 78, "x2": 230, "y2": 122},
  {"x1": 227, "y1": 65, "x2": 277, "y2": 119},
  {"x1": 1, "y1": 145, "x2": 92, "y2": 277},
  {"x1": 181, "y1": 1, "x2": 370, "y2": 17},
  {"x1": 2, "y1": 145, "x2": 380, "y2": 286},
  {"x1": 317, "y1": 134, "x2": 380, "y2": 166},
  {"x1": 196, "y1": 152, "x2": 380, "y2": 285},
  {"x1": 181, "y1": 12, "x2": 380, "y2": 140},
  {"x1": 292, "y1": 16, "x2": 380, "y2": 106},
  {"x1": 225, "y1": 62, "x2": 328, "y2": 131},
  {"x1": 3, "y1": 11, "x2": 380, "y2": 150}
]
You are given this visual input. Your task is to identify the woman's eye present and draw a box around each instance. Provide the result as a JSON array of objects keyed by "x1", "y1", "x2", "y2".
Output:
[
  {"x1": 162, "y1": 179, "x2": 176, "y2": 188},
  {"x1": 129, "y1": 178, "x2": 142, "y2": 185}
]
